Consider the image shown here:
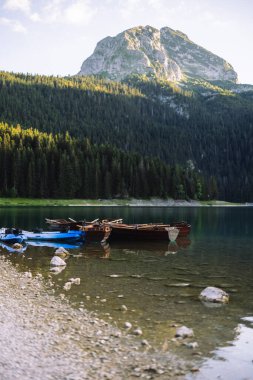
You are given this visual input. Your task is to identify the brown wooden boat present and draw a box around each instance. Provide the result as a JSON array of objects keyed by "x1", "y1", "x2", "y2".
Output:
[
  {"x1": 45, "y1": 218, "x2": 190, "y2": 242},
  {"x1": 78, "y1": 224, "x2": 111, "y2": 243},
  {"x1": 45, "y1": 218, "x2": 88, "y2": 230},
  {"x1": 45, "y1": 218, "x2": 122, "y2": 230},
  {"x1": 106, "y1": 221, "x2": 191, "y2": 241}
]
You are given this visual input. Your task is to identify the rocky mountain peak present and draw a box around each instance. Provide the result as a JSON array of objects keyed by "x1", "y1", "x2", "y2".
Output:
[{"x1": 78, "y1": 25, "x2": 238, "y2": 83}]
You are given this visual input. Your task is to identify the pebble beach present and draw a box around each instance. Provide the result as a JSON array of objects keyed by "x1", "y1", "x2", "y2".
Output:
[{"x1": 0, "y1": 256, "x2": 190, "y2": 380}]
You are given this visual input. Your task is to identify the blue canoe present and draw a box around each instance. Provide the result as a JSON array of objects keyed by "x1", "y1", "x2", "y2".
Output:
[
  {"x1": 23, "y1": 229, "x2": 85, "y2": 242},
  {"x1": 0, "y1": 228, "x2": 27, "y2": 244}
]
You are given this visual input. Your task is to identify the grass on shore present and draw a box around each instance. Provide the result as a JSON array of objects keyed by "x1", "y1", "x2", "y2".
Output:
[
  {"x1": 0, "y1": 198, "x2": 131, "y2": 207},
  {"x1": 0, "y1": 197, "x2": 246, "y2": 207}
]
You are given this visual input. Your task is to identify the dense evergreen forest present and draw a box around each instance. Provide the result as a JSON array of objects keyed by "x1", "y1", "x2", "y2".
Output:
[
  {"x1": 0, "y1": 71, "x2": 253, "y2": 201},
  {"x1": 0, "y1": 122, "x2": 210, "y2": 199}
]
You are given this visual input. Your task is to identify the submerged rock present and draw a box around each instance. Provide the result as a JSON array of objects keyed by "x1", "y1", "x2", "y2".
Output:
[
  {"x1": 175, "y1": 326, "x2": 194, "y2": 338},
  {"x1": 133, "y1": 328, "x2": 143, "y2": 336},
  {"x1": 69, "y1": 278, "x2": 81, "y2": 285},
  {"x1": 50, "y1": 256, "x2": 66, "y2": 267},
  {"x1": 55, "y1": 247, "x2": 69, "y2": 254},
  {"x1": 199, "y1": 286, "x2": 229, "y2": 304},
  {"x1": 124, "y1": 322, "x2": 132, "y2": 329},
  {"x1": 50, "y1": 266, "x2": 65, "y2": 274},
  {"x1": 63, "y1": 282, "x2": 72, "y2": 291},
  {"x1": 12, "y1": 243, "x2": 23, "y2": 250}
]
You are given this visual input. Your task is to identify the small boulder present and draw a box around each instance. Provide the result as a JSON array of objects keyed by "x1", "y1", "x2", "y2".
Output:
[
  {"x1": 124, "y1": 322, "x2": 132, "y2": 329},
  {"x1": 12, "y1": 243, "x2": 23, "y2": 250},
  {"x1": 24, "y1": 271, "x2": 32, "y2": 278},
  {"x1": 175, "y1": 326, "x2": 194, "y2": 338},
  {"x1": 69, "y1": 278, "x2": 81, "y2": 285},
  {"x1": 63, "y1": 282, "x2": 72, "y2": 291},
  {"x1": 50, "y1": 256, "x2": 66, "y2": 267},
  {"x1": 55, "y1": 247, "x2": 70, "y2": 258},
  {"x1": 50, "y1": 266, "x2": 65, "y2": 274},
  {"x1": 55, "y1": 247, "x2": 69, "y2": 254},
  {"x1": 199, "y1": 286, "x2": 229, "y2": 304},
  {"x1": 133, "y1": 328, "x2": 143, "y2": 336}
]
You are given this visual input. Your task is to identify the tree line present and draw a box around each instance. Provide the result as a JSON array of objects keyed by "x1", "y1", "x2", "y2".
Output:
[{"x1": 0, "y1": 122, "x2": 214, "y2": 200}]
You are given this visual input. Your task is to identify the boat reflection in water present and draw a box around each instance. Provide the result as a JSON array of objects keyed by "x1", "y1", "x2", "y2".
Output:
[
  {"x1": 26, "y1": 241, "x2": 84, "y2": 250},
  {"x1": 0, "y1": 242, "x2": 27, "y2": 254},
  {"x1": 108, "y1": 237, "x2": 191, "y2": 257}
]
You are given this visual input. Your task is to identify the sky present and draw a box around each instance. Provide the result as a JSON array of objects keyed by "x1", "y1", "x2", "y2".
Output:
[{"x1": 0, "y1": 0, "x2": 253, "y2": 84}]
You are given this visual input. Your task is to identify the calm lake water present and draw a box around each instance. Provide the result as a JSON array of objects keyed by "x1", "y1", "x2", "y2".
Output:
[{"x1": 1, "y1": 206, "x2": 253, "y2": 379}]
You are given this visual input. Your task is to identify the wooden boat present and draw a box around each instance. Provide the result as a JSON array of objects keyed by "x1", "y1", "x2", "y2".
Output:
[
  {"x1": 78, "y1": 224, "x2": 112, "y2": 243},
  {"x1": 45, "y1": 218, "x2": 87, "y2": 230},
  {"x1": 45, "y1": 218, "x2": 122, "y2": 231},
  {"x1": 0, "y1": 228, "x2": 27, "y2": 244},
  {"x1": 22, "y1": 229, "x2": 85, "y2": 242},
  {"x1": 106, "y1": 221, "x2": 191, "y2": 241},
  {"x1": 45, "y1": 217, "x2": 190, "y2": 241},
  {"x1": 46, "y1": 218, "x2": 116, "y2": 242}
]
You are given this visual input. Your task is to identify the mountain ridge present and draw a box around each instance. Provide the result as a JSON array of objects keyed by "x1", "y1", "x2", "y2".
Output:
[{"x1": 78, "y1": 25, "x2": 238, "y2": 83}]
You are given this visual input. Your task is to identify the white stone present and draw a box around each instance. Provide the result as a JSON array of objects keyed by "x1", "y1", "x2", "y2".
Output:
[
  {"x1": 50, "y1": 256, "x2": 66, "y2": 267},
  {"x1": 133, "y1": 328, "x2": 143, "y2": 336},
  {"x1": 24, "y1": 271, "x2": 32, "y2": 278},
  {"x1": 50, "y1": 266, "x2": 65, "y2": 274},
  {"x1": 69, "y1": 278, "x2": 81, "y2": 285},
  {"x1": 175, "y1": 326, "x2": 194, "y2": 338},
  {"x1": 199, "y1": 286, "x2": 229, "y2": 304},
  {"x1": 63, "y1": 282, "x2": 72, "y2": 291},
  {"x1": 55, "y1": 247, "x2": 69, "y2": 255},
  {"x1": 124, "y1": 322, "x2": 132, "y2": 329}
]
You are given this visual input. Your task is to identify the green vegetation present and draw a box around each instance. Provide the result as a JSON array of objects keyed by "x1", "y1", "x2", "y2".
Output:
[
  {"x1": 0, "y1": 71, "x2": 253, "y2": 201},
  {"x1": 0, "y1": 122, "x2": 207, "y2": 200},
  {"x1": 0, "y1": 198, "x2": 132, "y2": 206}
]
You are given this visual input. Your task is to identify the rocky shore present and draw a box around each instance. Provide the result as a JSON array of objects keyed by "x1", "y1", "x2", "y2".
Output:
[{"x1": 0, "y1": 256, "x2": 191, "y2": 380}]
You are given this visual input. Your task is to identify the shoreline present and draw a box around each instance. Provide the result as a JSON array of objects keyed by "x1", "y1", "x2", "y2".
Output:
[
  {"x1": 0, "y1": 197, "x2": 249, "y2": 207},
  {"x1": 0, "y1": 256, "x2": 190, "y2": 379}
]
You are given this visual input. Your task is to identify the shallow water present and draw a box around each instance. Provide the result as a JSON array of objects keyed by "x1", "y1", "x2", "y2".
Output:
[{"x1": 1, "y1": 206, "x2": 253, "y2": 379}]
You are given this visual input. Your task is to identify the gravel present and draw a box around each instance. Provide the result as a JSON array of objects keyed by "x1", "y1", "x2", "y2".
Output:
[{"x1": 0, "y1": 256, "x2": 189, "y2": 379}]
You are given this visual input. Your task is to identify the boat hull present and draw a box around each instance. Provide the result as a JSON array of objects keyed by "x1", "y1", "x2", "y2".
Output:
[
  {"x1": 0, "y1": 234, "x2": 26, "y2": 244},
  {"x1": 23, "y1": 230, "x2": 85, "y2": 242},
  {"x1": 109, "y1": 223, "x2": 191, "y2": 241}
]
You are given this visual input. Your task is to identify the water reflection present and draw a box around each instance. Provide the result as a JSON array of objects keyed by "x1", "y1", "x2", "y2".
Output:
[{"x1": 186, "y1": 321, "x2": 253, "y2": 380}]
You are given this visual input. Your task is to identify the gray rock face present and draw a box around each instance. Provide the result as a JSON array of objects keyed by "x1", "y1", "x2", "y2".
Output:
[{"x1": 78, "y1": 25, "x2": 237, "y2": 83}]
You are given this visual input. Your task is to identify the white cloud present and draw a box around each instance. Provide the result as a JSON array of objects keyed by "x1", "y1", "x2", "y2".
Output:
[
  {"x1": 3, "y1": 0, "x2": 41, "y2": 22},
  {"x1": 120, "y1": 0, "x2": 143, "y2": 18},
  {"x1": 64, "y1": 1, "x2": 96, "y2": 25},
  {"x1": 0, "y1": 16, "x2": 27, "y2": 33},
  {"x1": 3, "y1": 0, "x2": 31, "y2": 14},
  {"x1": 40, "y1": 0, "x2": 96, "y2": 25}
]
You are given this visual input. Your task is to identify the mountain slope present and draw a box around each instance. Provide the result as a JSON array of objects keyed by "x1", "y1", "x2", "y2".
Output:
[
  {"x1": 78, "y1": 25, "x2": 237, "y2": 83},
  {"x1": 0, "y1": 72, "x2": 253, "y2": 201}
]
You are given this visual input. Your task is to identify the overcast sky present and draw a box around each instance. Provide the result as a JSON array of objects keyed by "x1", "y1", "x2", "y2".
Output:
[{"x1": 1, "y1": 0, "x2": 253, "y2": 84}]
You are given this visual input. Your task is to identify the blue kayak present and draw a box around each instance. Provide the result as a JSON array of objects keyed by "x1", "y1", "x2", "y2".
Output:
[
  {"x1": 23, "y1": 229, "x2": 85, "y2": 242},
  {"x1": 0, "y1": 228, "x2": 27, "y2": 244}
]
